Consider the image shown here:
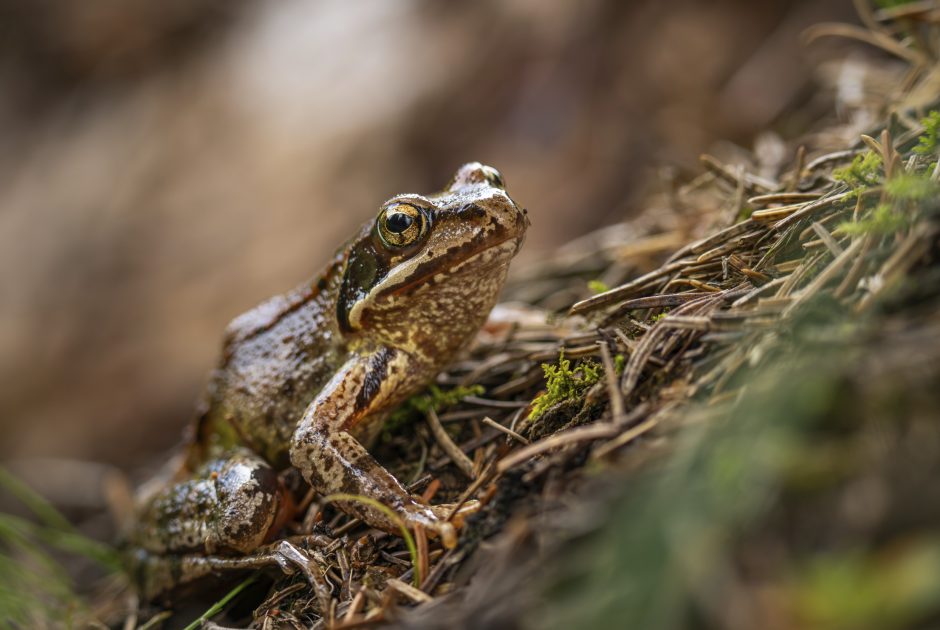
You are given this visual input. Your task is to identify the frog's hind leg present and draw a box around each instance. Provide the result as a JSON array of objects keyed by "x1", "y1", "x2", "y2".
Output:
[
  {"x1": 130, "y1": 534, "x2": 333, "y2": 601},
  {"x1": 129, "y1": 545, "x2": 281, "y2": 601},
  {"x1": 128, "y1": 449, "x2": 294, "y2": 597}
]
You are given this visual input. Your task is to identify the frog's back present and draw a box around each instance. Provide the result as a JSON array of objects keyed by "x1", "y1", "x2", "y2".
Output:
[{"x1": 195, "y1": 257, "x2": 347, "y2": 469}]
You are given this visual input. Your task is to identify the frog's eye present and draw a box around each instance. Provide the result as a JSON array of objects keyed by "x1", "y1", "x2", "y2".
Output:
[{"x1": 377, "y1": 203, "x2": 428, "y2": 249}]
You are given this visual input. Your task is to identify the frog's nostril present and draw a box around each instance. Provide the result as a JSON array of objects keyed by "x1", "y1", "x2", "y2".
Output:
[{"x1": 481, "y1": 166, "x2": 505, "y2": 189}]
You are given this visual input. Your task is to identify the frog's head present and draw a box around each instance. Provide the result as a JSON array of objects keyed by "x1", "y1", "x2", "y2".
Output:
[{"x1": 337, "y1": 163, "x2": 528, "y2": 362}]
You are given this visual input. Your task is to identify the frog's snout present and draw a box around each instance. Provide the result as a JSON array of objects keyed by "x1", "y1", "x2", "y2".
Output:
[
  {"x1": 448, "y1": 162, "x2": 505, "y2": 191},
  {"x1": 447, "y1": 162, "x2": 528, "y2": 242}
]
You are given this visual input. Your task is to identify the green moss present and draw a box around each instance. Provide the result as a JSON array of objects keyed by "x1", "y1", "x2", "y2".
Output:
[
  {"x1": 587, "y1": 280, "x2": 610, "y2": 295},
  {"x1": 651, "y1": 311, "x2": 669, "y2": 322},
  {"x1": 384, "y1": 384, "x2": 485, "y2": 435},
  {"x1": 613, "y1": 354, "x2": 626, "y2": 376},
  {"x1": 529, "y1": 351, "x2": 603, "y2": 420},
  {"x1": 839, "y1": 203, "x2": 908, "y2": 237},
  {"x1": 914, "y1": 111, "x2": 940, "y2": 156},
  {"x1": 833, "y1": 151, "x2": 882, "y2": 190},
  {"x1": 885, "y1": 174, "x2": 939, "y2": 200}
]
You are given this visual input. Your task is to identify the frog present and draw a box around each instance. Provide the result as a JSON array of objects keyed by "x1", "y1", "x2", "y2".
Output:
[{"x1": 126, "y1": 163, "x2": 528, "y2": 599}]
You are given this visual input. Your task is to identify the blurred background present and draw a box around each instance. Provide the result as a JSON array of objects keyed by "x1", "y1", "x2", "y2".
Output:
[{"x1": 0, "y1": 0, "x2": 858, "y2": 478}]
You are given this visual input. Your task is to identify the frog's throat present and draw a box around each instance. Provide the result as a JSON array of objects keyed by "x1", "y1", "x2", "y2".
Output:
[{"x1": 344, "y1": 238, "x2": 520, "y2": 332}]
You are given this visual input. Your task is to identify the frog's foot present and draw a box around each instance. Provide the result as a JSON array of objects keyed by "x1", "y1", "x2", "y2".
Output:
[
  {"x1": 427, "y1": 499, "x2": 481, "y2": 528},
  {"x1": 395, "y1": 499, "x2": 481, "y2": 549}
]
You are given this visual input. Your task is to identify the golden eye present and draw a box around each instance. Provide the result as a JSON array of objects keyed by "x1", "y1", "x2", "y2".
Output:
[{"x1": 377, "y1": 203, "x2": 427, "y2": 248}]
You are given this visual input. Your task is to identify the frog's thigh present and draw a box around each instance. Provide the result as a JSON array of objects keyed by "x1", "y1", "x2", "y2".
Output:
[{"x1": 132, "y1": 449, "x2": 285, "y2": 557}]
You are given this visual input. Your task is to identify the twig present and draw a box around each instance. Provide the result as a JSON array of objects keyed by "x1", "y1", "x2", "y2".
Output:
[
  {"x1": 811, "y1": 221, "x2": 845, "y2": 257},
  {"x1": 874, "y1": 0, "x2": 940, "y2": 22},
  {"x1": 804, "y1": 22, "x2": 928, "y2": 66},
  {"x1": 597, "y1": 340, "x2": 626, "y2": 420},
  {"x1": 658, "y1": 316, "x2": 713, "y2": 331},
  {"x1": 344, "y1": 589, "x2": 367, "y2": 622},
  {"x1": 835, "y1": 235, "x2": 872, "y2": 298},
  {"x1": 699, "y1": 154, "x2": 777, "y2": 193},
  {"x1": 445, "y1": 462, "x2": 496, "y2": 522},
  {"x1": 669, "y1": 219, "x2": 758, "y2": 261},
  {"x1": 784, "y1": 238, "x2": 865, "y2": 317},
  {"x1": 591, "y1": 416, "x2": 661, "y2": 460},
  {"x1": 426, "y1": 408, "x2": 475, "y2": 479},
  {"x1": 497, "y1": 423, "x2": 621, "y2": 473},
  {"x1": 773, "y1": 190, "x2": 863, "y2": 231},
  {"x1": 568, "y1": 260, "x2": 691, "y2": 314},
  {"x1": 857, "y1": 223, "x2": 938, "y2": 312},
  {"x1": 386, "y1": 578, "x2": 432, "y2": 604},
  {"x1": 748, "y1": 191, "x2": 820, "y2": 205},
  {"x1": 420, "y1": 548, "x2": 456, "y2": 594},
  {"x1": 414, "y1": 524, "x2": 429, "y2": 594},
  {"x1": 462, "y1": 396, "x2": 529, "y2": 409},
  {"x1": 805, "y1": 149, "x2": 861, "y2": 172},
  {"x1": 609, "y1": 292, "x2": 710, "y2": 311},
  {"x1": 481, "y1": 417, "x2": 530, "y2": 444}
]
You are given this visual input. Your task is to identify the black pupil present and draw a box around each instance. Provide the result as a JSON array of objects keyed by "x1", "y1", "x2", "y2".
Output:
[{"x1": 386, "y1": 211, "x2": 414, "y2": 234}]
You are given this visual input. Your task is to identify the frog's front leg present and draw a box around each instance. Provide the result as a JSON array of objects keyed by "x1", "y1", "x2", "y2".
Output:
[{"x1": 291, "y1": 348, "x2": 473, "y2": 548}]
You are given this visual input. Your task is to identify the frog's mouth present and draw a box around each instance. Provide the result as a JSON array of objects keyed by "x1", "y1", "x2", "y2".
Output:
[
  {"x1": 345, "y1": 237, "x2": 522, "y2": 331},
  {"x1": 395, "y1": 236, "x2": 521, "y2": 292}
]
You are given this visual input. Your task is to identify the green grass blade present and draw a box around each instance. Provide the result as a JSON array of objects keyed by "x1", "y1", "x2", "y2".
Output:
[
  {"x1": 0, "y1": 467, "x2": 73, "y2": 531},
  {"x1": 323, "y1": 493, "x2": 422, "y2": 586},
  {"x1": 182, "y1": 574, "x2": 258, "y2": 630},
  {"x1": 0, "y1": 468, "x2": 121, "y2": 571}
]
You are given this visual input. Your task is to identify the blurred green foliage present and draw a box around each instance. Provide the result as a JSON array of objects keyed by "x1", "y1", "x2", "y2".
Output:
[
  {"x1": 913, "y1": 111, "x2": 940, "y2": 156},
  {"x1": 531, "y1": 296, "x2": 940, "y2": 630},
  {"x1": 0, "y1": 467, "x2": 121, "y2": 628}
]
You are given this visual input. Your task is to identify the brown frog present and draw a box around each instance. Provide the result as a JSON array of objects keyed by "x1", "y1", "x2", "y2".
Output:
[{"x1": 127, "y1": 163, "x2": 528, "y2": 598}]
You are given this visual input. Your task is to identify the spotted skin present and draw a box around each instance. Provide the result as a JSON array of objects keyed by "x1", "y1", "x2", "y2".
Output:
[{"x1": 127, "y1": 163, "x2": 528, "y2": 598}]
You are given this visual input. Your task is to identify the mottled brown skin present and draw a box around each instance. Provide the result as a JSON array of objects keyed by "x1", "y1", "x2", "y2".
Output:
[{"x1": 128, "y1": 164, "x2": 528, "y2": 597}]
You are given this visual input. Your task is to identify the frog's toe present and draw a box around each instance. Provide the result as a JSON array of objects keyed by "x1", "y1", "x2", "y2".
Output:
[
  {"x1": 423, "y1": 519, "x2": 458, "y2": 549},
  {"x1": 418, "y1": 500, "x2": 481, "y2": 549},
  {"x1": 428, "y1": 499, "x2": 480, "y2": 526},
  {"x1": 452, "y1": 499, "x2": 481, "y2": 521}
]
